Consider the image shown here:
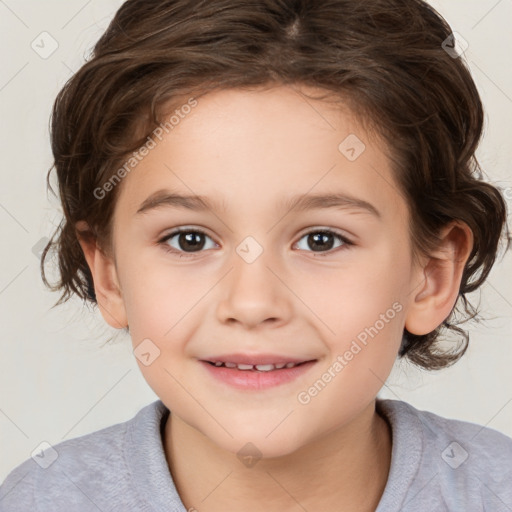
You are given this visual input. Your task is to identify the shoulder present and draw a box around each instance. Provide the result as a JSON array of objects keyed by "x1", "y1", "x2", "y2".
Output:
[
  {"x1": 0, "y1": 400, "x2": 167, "y2": 511},
  {"x1": 387, "y1": 399, "x2": 512, "y2": 465},
  {"x1": 377, "y1": 399, "x2": 512, "y2": 511}
]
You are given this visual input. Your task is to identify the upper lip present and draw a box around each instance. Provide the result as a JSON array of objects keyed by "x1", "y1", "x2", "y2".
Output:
[{"x1": 200, "y1": 353, "x2": 317, "y2": 365}]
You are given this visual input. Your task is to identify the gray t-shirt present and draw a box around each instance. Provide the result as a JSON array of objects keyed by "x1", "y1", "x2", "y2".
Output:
[{"x1": 1, "y1": 398, "x2": 511, "y2": 511}]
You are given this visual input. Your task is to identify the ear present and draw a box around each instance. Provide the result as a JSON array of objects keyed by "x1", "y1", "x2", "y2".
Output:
[
  {"x1": 75, "y1": 221, "x2": 128, "y2": 329},
  {"x1": 404, "y1": 220, "x2": 474, "y2": 336}
]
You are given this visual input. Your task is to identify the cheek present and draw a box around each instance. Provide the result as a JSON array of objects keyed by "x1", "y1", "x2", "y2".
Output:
[
  {"x1": 305, "y1": 247, "x2": 409, "y2": 388},
  {"x1": 118, "y1": 259, "x2": 213, "y2": 383},
  {"x1": 323, "y1": 303, "x2": 403, "y2": 387},
  {"x1": 294, "y1": 310, "x2": 403, "y2": 437},
  {"x1": 119, "y1": 255, "x2": 207, "y2": 338},
  {"x1": 307, "y1": 253, "x2": 407, "y2": 341}
]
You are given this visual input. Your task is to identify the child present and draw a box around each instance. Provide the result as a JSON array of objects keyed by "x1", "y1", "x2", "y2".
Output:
[{"x1": 1, "y1": 0, "x2": 511, "y2": 510}]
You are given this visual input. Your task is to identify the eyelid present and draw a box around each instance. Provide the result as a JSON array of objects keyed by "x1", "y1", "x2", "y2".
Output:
[
  {"x1": 159, "y1": 225, "x2": 354, "y2": 242},
  {"x1": 158, "y1": 226, "x2": 218, "y2": 246},
  {"x1": 295, "y1": 226, "x2": 354, "y2": 243}
]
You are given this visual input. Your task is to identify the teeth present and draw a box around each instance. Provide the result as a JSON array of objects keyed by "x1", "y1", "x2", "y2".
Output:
[
  {"x1": 210, "y1": 361, "x2": 302, "y2": 371},
  {"x1": 255, "y1": 364, "x2": 274, "y2": 372}
]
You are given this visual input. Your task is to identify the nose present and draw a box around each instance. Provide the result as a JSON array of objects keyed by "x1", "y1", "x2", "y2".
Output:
[{"x1": 215, "y1": 248, "x2": 293, "y2": 330}]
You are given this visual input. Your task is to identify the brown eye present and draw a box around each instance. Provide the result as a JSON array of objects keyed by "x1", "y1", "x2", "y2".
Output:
[
  {"x1": 295, "y1": 229, "x2": 353, "y2": 254},
  {"x1": 160, "y1": 228, "x2": 217, "y2": 256},
  {"x1": 174, "y1": 232, "x2": 206, "y2": 252}
]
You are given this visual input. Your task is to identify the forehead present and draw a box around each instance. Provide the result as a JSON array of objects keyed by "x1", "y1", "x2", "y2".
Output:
[{"x1": 115, "y1": 85, "x2": 406, "y2": 221}]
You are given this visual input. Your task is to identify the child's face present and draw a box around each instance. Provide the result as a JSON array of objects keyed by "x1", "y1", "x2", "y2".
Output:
[{"x1": 106, "y1": 85, "x2": 426, "y2": 457}]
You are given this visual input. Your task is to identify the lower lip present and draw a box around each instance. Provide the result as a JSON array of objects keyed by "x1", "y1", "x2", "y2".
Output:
[{"x1": 199, "y1": 360, "x2": 317, "y2": 390}]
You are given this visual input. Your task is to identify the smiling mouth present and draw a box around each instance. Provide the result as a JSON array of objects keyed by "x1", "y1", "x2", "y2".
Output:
[{"x1": 202, "y1": 361, "x2": 314, "y2": 371}]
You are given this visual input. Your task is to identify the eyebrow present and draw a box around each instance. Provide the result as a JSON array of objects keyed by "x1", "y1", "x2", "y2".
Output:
[{"x1": 135, "y1": 189, "x2": 381, "y2": 218}]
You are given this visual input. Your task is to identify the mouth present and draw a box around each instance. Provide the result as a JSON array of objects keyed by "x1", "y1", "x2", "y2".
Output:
[
  {"x1": 202, "y1": 360, "x2": 314, "y2": 371},
  {"x1": 199, "y1": 355, "x2": 318, "y2": 390}
]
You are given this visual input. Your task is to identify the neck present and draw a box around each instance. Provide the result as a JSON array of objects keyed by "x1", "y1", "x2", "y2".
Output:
[{"x1": 163, "y1": 399, "x2": 392, "y2": 512}]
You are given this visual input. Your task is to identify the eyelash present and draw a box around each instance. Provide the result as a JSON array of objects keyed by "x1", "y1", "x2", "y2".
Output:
[{"x1": 158, "y1": 227, "x2": 354, "y2": 259}]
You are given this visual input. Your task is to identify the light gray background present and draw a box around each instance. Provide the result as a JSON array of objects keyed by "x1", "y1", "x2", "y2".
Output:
[{"x1": 1, "y1": 0, "x2": 511, "y2": 481}]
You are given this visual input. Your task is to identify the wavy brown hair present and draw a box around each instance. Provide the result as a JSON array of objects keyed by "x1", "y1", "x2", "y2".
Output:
[{"x1": 41, "y1": 0, "x2": 511, "y2": 370}]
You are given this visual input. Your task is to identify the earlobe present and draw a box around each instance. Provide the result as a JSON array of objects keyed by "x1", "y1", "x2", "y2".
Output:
[
  {"x1": 75, "y1": 221, "x2": 128, "y2": 329},
  {"x1": 404, "y1": 221, "x2": 474, "y2": 336}
]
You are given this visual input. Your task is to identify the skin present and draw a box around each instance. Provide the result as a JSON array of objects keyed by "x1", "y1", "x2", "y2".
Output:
[{"x1": 77, "y1": 85, "x2": 473, "y2": 512}]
